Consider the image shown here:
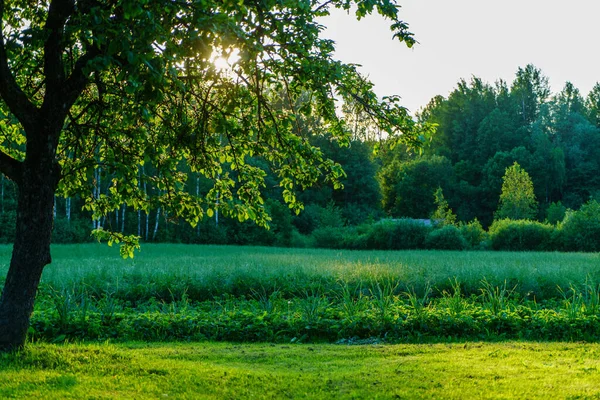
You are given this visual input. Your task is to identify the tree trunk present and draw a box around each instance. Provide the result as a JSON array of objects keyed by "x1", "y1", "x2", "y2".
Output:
[
  {"x1": 137, "y1": 169, "x2": 141, "y2": 237},
  {"x1": 0, "y1": 161, "x2": 56, "y2": 351},
  {"x1": 152, "y1": 208, "x2": 160, "y2": 241},
  {"x1": 196, "y1": 176, "x2": 200, "y2": 237},
  {"x1": 121, "y1": 204, "x2": 125, "y2": 233},
  {"x1": 143, "y1": 169, "x2": 148, "y2": 241},
  {"x1": 66, "y1": 197, "x2": 71, "y2": 222}
]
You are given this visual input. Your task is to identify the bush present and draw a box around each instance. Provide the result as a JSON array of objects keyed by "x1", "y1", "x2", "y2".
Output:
[
  {"x1": 488, "y1": 219, "x2": 555, "y2": 251},
  {"x1": 546, "y1": 201, "x2": 567, "y2": 225},
  {"x1": 310, "y1": 227, "x2": 347, "y2": 249},
  {"x1": 191, "y1": 222, "x2": 229, "y2": 244},
  {"x1": 228, "y1": 220, "x2": 275, "y2": 246},
  {"x1": 559, "y1": 201, "x2": 600, "y2": 252},
  {"x1": 289, "y1": 230, "x2": 311, "y2": 248},
  {"x1": 425, "y1": 225, "x2": 467, "y2": 250},
  {"x1": 365, "y1": 219, "x2": 431, "y2": 250},
  {"x1": 459, "y1": 219, "x2": 488, "y2": 249},
  {"x1": 292, "y1": 204, "x2": 322, "y2": 235},
  {"x1": 52, "y1": 218, "x2": 94, "y2": 243}
]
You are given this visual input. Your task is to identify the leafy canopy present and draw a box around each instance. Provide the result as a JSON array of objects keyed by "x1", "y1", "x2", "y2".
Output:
[{"x1": 0, "y1": 0, "x2": 428, "y2": 256}]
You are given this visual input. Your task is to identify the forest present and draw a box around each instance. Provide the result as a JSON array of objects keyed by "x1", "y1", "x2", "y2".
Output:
[{"x1": 1, "y1": 64, "x2": 599, "y2": 251}]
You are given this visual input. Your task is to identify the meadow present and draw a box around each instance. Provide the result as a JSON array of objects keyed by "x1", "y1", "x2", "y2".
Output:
[
  {"x1": 0, "y1": 244, "x2": 599, "y2": 343},
  {"x1": 3, "y1": 244, "x2": 598, "y2": 301},
  {"x1": 2, "y1": 244, "x2": 600, "y2": 398}
]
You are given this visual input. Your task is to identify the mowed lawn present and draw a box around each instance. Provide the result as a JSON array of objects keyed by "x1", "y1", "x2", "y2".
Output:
[{"x1": 2, "y1": 341, "x2": 600, "y2": 399}]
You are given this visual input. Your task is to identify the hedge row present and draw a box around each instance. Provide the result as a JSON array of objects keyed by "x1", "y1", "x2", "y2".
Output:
[
  {"x1": 303, "y1": 201, "x2": 600, "y2": 252},
  {"x1": 1, "y1": 201, "x2": 599, "y2": 252},
  {"x1": 30, "y1": 299, "x2": 600, "y2": 344}
]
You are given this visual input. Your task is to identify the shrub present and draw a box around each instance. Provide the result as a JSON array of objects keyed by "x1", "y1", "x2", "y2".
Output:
[
  {"x1": 340, "y1": 225, "x2": 370, "y2": 250},
  {"x1": 488, "y1": 219, "x2": 555, "y2": 251},
  {"x1": 289, "y1": 230, "x2": 311, "y2": 248},
  {"x1": 546, "y1": 201, "x2": 567, "y2": 225},
  {"x1": 365, "y1": 219, "x2": 430, "y2": 250},
  {"x1": 293, "y1": 202, "x2": 345, "y2": 235},
  {"x1": 459, "y1": 219, "x2": 488, "y2": 249},
  {"x1": 192, "y1": 221, "x2": 229, "y2": 244},
  {"x1": 559, "y1": 201, "x2": 600, "y2": 252},
  {"x1": 310, "y1": 227, "x2": 346, "y2": 249},
  {"x1": 292, "y1": 204, "x2": 322, "y2": 235},
  {"x1": 266, "y1": 199, "x2": 294, "y2": 247},
  {"x1": 425, "y1": 225, "x2": 467, "y2": 250},
  {"x1": 52, "y1": 218, "x2": 94, "y2": 243}
]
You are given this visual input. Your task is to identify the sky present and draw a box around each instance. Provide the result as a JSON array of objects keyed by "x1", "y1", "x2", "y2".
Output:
[{"x1": 321, "y1": 0, "x2": 600, "y2": 114}]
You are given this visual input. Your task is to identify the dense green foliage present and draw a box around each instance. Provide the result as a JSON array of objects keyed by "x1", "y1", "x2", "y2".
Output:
[
  {"x1": 3, "y1": 342, "x2": 600, "y2": 399},
  {"x1": 408, "y1": 68, "x2": 600, "y2": 226},
  {"x1": 424, "y1": 225, "x2": 467, "y2": 250},
  {"x1": 1, "y1": 64, "x2": 598, "y2": 252},
  {"x1": 559, "y1": 200, "x2": 600, "y2": 252},
  {"x1": 430, "y1": 187, "x2": 456, "y2": 226},
  {"x1": 488, "y1": 220, "x2": 555, "y2": 251}
]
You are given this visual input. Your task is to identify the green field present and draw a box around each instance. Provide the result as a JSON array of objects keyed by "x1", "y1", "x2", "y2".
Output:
[
  {"x1": 2, "y1": 244, "x2": 600, "y2": 398},
  {"x1": 1, "y1": 244, "x2": 598, "y2": 300},
  {"x1": 2, "y1": 341, "x2": 600, "y2": 399},
  {"x1": 2, "y1": 244, "x2": 600, "y2": 343}
]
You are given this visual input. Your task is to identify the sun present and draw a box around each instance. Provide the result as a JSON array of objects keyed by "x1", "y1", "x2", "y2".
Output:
[{"x1": 211, "y1": 48, "x2": 240, "y2": 72}]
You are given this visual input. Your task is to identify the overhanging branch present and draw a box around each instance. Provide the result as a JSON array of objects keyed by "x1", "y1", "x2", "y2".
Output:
[{"x1": 61, "y1": 49, "x2": 101, "y2": 111}]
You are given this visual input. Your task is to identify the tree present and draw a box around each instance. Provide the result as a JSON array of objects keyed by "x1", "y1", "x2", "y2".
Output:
[
  {"x1": 510, "y1": 64, "x2": 550, "y2": 126},
  {"x1": 379, "y1": 155, "x2": 454, "y2": 218},
  {"x1": 586, "y1": 83, "x2": 600, "y2": 128},
  {"x1": 496, "y1": 162, "x2": 537, "y2": 220},
  {"x1": 431, "y1": 187, "x2": 456, "y2": 226},
  {"x1": 0, "y1": 0, "x2": 425, "y2": 351}
]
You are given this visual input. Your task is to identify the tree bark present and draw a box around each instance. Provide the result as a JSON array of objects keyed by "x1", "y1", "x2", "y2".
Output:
[
  {"x1": 0, "y1": 159, "x2": 57, "y2": 351},
  {"x1": 152, "y1": 207, "x2": 160, "y2": 241},
  {"x1": 121, "y1": 204, "x2": 125, "y2": 233},
  {"x1": 66, "y1": 197, "x2": 71, "y2": 222}
]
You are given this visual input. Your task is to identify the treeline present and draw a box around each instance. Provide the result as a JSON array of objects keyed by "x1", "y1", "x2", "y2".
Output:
[
  {"x1": 383, "y1": 64, "x2": 600, "y2": 226},
  {"x1": 1, "y1": 64, "x2": 599, "y2": 250}
]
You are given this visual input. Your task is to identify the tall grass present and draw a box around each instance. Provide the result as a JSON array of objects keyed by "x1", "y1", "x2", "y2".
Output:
[
  {"x1": 1, "y1": 244, "x2": 594, "y2": 301},
  {"x1": 1, "y1": 244, "x2": 598, "y2": 343},
  {"x1": 1, "y1": 244, "x2": 599, "y2": 302}
]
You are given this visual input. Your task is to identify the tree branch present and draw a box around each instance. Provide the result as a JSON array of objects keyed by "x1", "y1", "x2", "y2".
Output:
[
  {"x1": 61, "y1": 48, "x2": 101, "y2": 111},
  {"x1": 43, "y1": 0, "x2": 75, "y2": 95},
  {"x1": 0, "y1": 149, "x2": 22, "y2": 184},
  {"x1": 0, "y1": 0, "x2": 39, "y2": 132}
]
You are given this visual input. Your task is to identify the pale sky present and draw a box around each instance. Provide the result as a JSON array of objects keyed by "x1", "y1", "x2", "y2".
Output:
[{"x1": 321, "y1": 0, "x2": 600, "y2": 114}]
